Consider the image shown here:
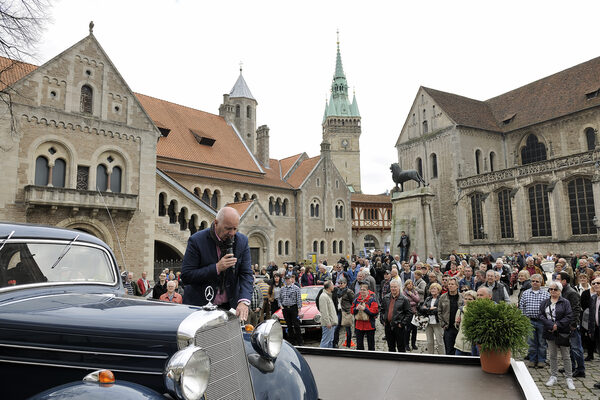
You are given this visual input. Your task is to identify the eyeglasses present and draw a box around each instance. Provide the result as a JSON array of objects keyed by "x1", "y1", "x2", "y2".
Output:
[
  {"x1": 592, "y1": 282, "x2": 600, "y2": 286},
  {"x1": 530, "y1": 280, "x2": 540, "y2": 283},
  {"x1": 548, "y1": 288, "x2": 560, "y2": 291}
]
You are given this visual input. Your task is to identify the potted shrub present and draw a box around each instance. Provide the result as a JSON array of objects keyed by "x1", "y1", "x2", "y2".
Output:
[{"x1": 462, "y1": 298, "x2": 531, "y2": 374}]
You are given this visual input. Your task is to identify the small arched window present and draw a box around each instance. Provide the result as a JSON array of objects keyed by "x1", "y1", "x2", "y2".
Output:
[
  {"x1": 489, "y1": 152, "x2": 496, "y2": 172},
  {"x1": 247, "y1": 105, "x2": 252, "y2": 119},
  {"x1": 96, "y1": 164, "x2": 108, "y2": 191},
  {"x1": 282, "y1": 199, "x2": 288, "y2": 216},
  {"x1": 269, "y1": 197, "x2": 274, "y2": 215},
  {"x1": 339, "y1": 240, "x2": 344, "y2": 254},
  {"x1": 332, "y1": 241, "x2": 337, "y2": 254},
  {"x1": 278, "y1": 240, "x2": 283, "y2": 256},
  {"x1": 235, "y1": 105, "x2": 240, "y2": 118},
  {"x1": 313, "y1": 241, "x2": 318, "y2": 253},
  {"x1": 202, "y1": 189, "x2": 210, "y2": 204},
  {"x1": 80, "y1": 85, "x2": 93, "y2": 114},
  {"x1": 35, "y1": 156, "x2": 49, "y2": 186},
  {"x1": 52, "y1": 158, "x2": 66, "y2": 188},
  {"x1": 158, "y1": 193, "x2": 167, "y2": 216},
  {"x1": 416, "y1": 158, "x2": 423, "y2": 179},
  {"x1": 430, "y1": 153, "x2": 438, "y2": 178},
  {"x1": 211, "y1": 191, "x2": 219, "y2": 209},
  {"x1": 285, "y1": 241, "x2": 289, "y2": 255},
  {"x1": 320, "y1": 240, "x2": 325, "y2": 255},
  {"x1": 110, "y1": 166, "x2": 122, "y2": 193},
  {"x1": 585, "y1": 127, "x2": 596, "y2": 151},
  {"x1": 475, "y1": 150, "x2": 482, "y2": 175}
]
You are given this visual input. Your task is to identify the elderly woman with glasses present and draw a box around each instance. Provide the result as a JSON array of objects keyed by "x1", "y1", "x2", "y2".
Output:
[{"x1": 539, "y1": 280, "x2": 575, "y2": 390}]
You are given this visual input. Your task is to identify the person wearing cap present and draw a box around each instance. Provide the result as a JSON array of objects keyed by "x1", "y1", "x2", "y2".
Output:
[{"x1": 279, "y1": 274, "x2": 303, "y2": 346}]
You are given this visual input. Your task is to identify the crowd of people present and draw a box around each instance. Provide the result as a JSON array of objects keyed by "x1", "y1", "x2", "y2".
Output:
[{"x1": 124, "y1": 234, "x2": 600, "y2": 393}]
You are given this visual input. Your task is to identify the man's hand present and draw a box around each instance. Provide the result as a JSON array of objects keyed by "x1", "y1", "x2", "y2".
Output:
[
  {"x1": 327, "y1": 324, "x2": 332, "y2": 329},
  {"x1": 217, "y1": 254, "x2": 237, "y2": 273},
  {"x1": 236, "y1": 302, "x2": 249, "y2": 321}
]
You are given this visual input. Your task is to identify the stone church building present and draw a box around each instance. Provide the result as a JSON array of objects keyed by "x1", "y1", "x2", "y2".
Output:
[
  {"x1": 396, "y1": 57, "x2": 600, "y2": 256},
  {"x1": 0, "y1": 27, "x2": 361, "y2": 278}
]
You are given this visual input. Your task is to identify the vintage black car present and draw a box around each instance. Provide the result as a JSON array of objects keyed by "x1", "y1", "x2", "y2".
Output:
[{"x1": 0, "y1": 223, "x2": 318, "y2": 399}]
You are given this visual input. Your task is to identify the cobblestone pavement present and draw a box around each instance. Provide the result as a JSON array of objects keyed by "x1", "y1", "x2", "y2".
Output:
[{"x1": 303, "y1": 320, "x2": 600, "y2": 399}]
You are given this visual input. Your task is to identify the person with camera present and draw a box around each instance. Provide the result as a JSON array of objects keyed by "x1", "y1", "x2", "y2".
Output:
[{"x1": 181, "y1": 207, "x2": 254, "y2": 321}]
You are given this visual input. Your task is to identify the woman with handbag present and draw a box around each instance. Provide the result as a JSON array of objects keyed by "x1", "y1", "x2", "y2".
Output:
[
  {"x1": 351, "y1": 283, "x2": 378, "y2": 350},
  {"x1": 539, "y1": 280, "x2": 575, "y2": 390},
  {"x1": 420, "y1": 282, "x2": 445, "y2": 354},
  {"x1": 336, "y1": 278, "x2": 355, "y2": 348}
]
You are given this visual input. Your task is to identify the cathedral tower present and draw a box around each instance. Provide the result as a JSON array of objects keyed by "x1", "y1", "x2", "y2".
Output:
[
  {"x1": 322, "y1": 34, "x2": 362, "y2": 193},
  {"x1": 220, "y1": 66, "x2": 258, "y2": 154}
]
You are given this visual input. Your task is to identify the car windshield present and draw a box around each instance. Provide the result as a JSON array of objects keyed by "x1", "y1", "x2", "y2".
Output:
[
  {"x1": 301, "y1": 286, "x2": 322, "y2": 302},
  {"x1": 0, "y1": 242, "x2": 115, "y2": 288}
]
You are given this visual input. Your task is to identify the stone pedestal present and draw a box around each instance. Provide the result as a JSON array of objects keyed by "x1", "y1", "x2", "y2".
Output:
[{"x1": 391, "y1": 187, "x2": 438, "y2": 260}]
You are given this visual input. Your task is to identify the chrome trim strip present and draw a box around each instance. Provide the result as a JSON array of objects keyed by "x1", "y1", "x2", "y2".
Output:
[
  {"x1": 0, "y1": 343, "x2": 168, "y2": 359},
  {"x1": 0, "y1": 292, "x2": 115, "y2": 307},
  {"x1": 0, "y1": 358, "x2": 163, "y2": 375}
]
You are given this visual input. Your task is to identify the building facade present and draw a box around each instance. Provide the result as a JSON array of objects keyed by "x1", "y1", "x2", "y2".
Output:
[
  {"x1": 0, "y1": 29, "x2": 357, "y2": 279},
  {"x1": 396, "y1": 58, "x2": 600, "y2": 256}
]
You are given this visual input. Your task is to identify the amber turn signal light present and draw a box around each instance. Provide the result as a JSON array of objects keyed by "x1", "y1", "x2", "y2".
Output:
[
  {"x1": 244, "y1": 324, "x2": 255, "y2": 332},
  {"x1": 98, "y1": 369, "x2": 115, "y2": 384}
]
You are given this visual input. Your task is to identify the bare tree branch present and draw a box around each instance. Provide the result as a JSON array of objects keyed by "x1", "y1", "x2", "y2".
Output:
[{"x1": 0, "y1": 0, "x2": 50, "y2": 62}]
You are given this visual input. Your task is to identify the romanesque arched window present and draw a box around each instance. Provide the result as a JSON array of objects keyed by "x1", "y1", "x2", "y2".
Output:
[
  {"x1": 96, "y1": 164, "x2": 108, "y2": 191},
  {"x1": 521, "y1": 135, "x2": 547, "y2": 165},
  {"x1": 285, "y1": 240, "x2": 290, "y2": 255},
  {"x1": 568, "y1": 177, "x2": 596, "y2": 235},
  {"x1": 189, "y1": 214, "x2": 198, "y2": 235},
  {"x1": 282, "y1": 199, "x2": 288, "y2": 216},
  {"x1": 339, "y1": 240, "x2": 344, "y2": 254},
  {"x1": 178, "y1": 207, "x2": 188, "y2": 231},
  {"x1": 275, "y1": 198, "x2": 281, "y2": 215},
  {"x1": 497, "y1": 189, "x2": 514, "y2": 239},
  {"x1": 528, "y1": 184, "x2": 552, "y2": 237},
  {"x1": 470, "y1": 193, "x2": 484, "y2": 240},
  {"x1": 80, "y1": 85, "x2": 93, "y2": 114},
  {"x1": 332, "y1": 241, "x2": 337, "y2": 254},
  {"x1": 269, "y1": 197, "x2": 274, "y2": 215},
  {"x1": 320, "y1": 240, "x2": 325, "y2": 255},
  {"x1": 416, "y1": 157, "x2": 423, "y2": 178},
  {"x1": 278, "y1": 240, "x2": 283, "y2": 256},
  {"x1": 235, "y1": 104, "x2": 240, "y2": 118},
  {"x1": 247, "y1": 105, "x2": 252, "y2": 119},
  {"x1": 35, "y1": 156, "x2": 49, "y2": 186},
  {"x1": 211, "y1": 190, "x2": 219, "y2": 209},
  {"x1": 110, "y1": 166, "x2": 121, "y2": 193},
  {"x1": 168, "y1": 200, "x2": 177, "y2": 224},
  {"x1": 430, "y1": 153, "x2": 438, "y2": 178},
  {"x1": 158, "y1": 193, "x2": 167, "y2": 216},
  {"x1": 489, "y1": 152, "x2": 496, "y2": 172},
  {"x1": 313, "y1": 241, "x2": 318, "y2": 253},
  {"x1": 585, "y1": 127, "x2": 596, "y2": 151},
  {"x1": 202, "y1": 189, "x2": 210, "y2": 204},
  {"x1": 475, "y1": 150, "x2": 482, "y2": 175}
]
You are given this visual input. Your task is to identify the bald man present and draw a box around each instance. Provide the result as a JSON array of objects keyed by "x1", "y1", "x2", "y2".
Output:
[{"x1": 181, "y1": 206, "x2": 254, "y2": 320}]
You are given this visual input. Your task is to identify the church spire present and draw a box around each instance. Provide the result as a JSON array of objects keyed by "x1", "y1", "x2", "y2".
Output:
[{"x1": 323, "y1": 31, "x2": 359, "y2": 120}]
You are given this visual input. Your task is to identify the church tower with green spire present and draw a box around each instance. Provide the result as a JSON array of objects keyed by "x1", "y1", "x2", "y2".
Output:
[{"x1": 322, "y1": 33, "x2": 361, "y2": 193}]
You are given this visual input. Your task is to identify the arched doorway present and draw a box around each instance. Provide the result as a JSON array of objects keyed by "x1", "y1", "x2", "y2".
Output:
[
  {"x1": 363, "y1": 234, "x2": 379, "y2": 255},
  {"x1": 154, "y1": 241, "x2": 183, "y2": 281},
  {"x1": 248, "y1": 232, "x2": 267, "y2": 267}
]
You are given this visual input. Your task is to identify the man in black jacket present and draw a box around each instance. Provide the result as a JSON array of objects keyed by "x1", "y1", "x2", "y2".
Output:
[
  {"x1": 397, "y1": 231, "x2": 410, "y2": 262},
  {"x1": 380, "y1": 280, "x2": 412, "y2": 352},
  {"x1": 558, "y1": 271, "x2": 585, "y2": 377}
]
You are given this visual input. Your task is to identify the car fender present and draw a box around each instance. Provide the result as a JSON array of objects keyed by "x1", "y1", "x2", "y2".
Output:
[
  {"x1": 28, "y1": 380, "x2": 169, "y2": 400},
  {"x1": 243, "y1": 333, "x2": 318, "y2": 400}
]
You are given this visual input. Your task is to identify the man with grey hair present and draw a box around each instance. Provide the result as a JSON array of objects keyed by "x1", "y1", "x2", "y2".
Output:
[
  {"x1": 380, "y1": 279, "x2": 412, "y2": 352},
  {"x1": 482, "y1": 269, "x2": 510, "y2": 303},
  {"x1": 182, "y1": 206, "x2": 253, "y2": 321},
  {"x1": 476, "y1": 285, "x2": 493, "y2": 299},
  {"x1": 318, "y1": 280, "x2": 337, "y2": 348},
  {"x1": 519, "y1": 273, "x2": 550, "y2": 368},
  {"x1": 363, "y1": 268, "x2": 377, "y2": 294}
]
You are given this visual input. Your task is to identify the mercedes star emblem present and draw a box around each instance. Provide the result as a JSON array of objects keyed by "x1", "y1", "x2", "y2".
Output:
[{"x1": 205, "y1": 285, "x2": 215, "y2": 303}]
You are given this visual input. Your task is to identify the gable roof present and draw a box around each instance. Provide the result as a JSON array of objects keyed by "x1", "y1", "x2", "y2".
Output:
[
  {"x1": 136, "y1": 93, "x2": 263, "y2": 173},
  {"x1": 279, "y1": 153, "x2": 303, "y2": 177},
  {"x1": 225, "y1": 200, "x2": 254, "y2": 218},
  {"x1": 0, "y1": 57, "x2": 37, "y2": 90},
  {"x1": 422, "y1": 55, "x2": 600, "y2": 133},
  {"x1": 286, "y1": 156, "x2": 320, "y2": 188}
]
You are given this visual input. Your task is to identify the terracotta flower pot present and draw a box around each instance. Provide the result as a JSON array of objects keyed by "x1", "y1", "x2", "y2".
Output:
[{"x1": 479, "y1": 348, "x2": 511, "y2": 374}]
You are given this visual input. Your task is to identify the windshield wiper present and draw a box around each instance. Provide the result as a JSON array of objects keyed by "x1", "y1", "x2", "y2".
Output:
[
  {"x1": 50, "y1": 234, "x2": 80, "y2": 269},
  {"x1": 0, "y1": 230, "x2": 15, "y2": 254}
]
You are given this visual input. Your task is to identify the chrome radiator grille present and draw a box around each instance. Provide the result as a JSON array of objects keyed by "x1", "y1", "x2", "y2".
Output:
[{"x1": 194, "y1": 317, "x2": 254, "y2": 400}]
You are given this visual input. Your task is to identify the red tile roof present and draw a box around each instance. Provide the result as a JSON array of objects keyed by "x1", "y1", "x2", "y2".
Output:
[
  {"x1": 224, "y1": 200, "x2": 253, "y2": 217},
  {"x1": 286, "y1": 156, "x2": 320, "y2": 188},
  {"x1": 279, "y1": 153, "x2": 303, "y2": 177},
  {"x1": 351, "y1": 194, "x2": 392, "y2": 204},
  {"x1": 0, "y1": 56, "x2": 37, "y2": 90},
  {"x1": 158, "y1": 161, "x2": 294, "y2": 189},
  {"x1": 424, "y1": 55, "x2": 600, "y2": 133},
  {"x1": 136, "y1": 93, "x2": 263, "y2": 173}
]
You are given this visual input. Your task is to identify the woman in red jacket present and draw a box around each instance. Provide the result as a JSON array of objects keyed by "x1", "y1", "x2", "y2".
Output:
[{"x1": 351, "y1": 283, "x2": 379, "y2": 350}]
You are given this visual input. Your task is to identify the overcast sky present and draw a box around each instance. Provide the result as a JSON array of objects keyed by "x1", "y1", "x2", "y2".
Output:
[{"x1": 30, "y1": 0, "x2": 600, "y2": 194}]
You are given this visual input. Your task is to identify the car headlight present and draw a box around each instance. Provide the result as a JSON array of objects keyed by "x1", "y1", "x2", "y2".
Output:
[
  {"x1": 251, "y1": 319, "x2": 283, "y2": 360},
  {"x1": 164, "y1": 346, "x2": 210, "y2": 400},
  {"x1": 313, "y1": 313, "x2": 321, "y2": 324}
]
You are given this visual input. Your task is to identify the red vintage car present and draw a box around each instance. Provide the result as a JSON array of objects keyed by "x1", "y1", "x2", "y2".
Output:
[{"x1": 273, "y1": 285, "x2": 323, "y2": 334}]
